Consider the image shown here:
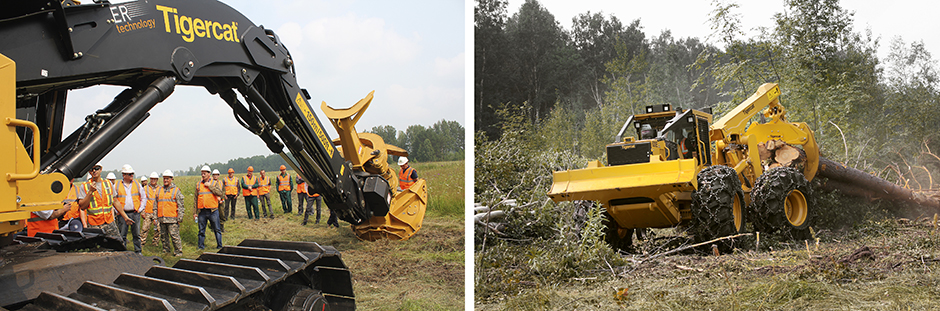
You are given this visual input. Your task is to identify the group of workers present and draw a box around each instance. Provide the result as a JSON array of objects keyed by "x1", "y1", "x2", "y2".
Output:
[{"x1": 24, "y1": 156, "x2": 420, "y2": 257}]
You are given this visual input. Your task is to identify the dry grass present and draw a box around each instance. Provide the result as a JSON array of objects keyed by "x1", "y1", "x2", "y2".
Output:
[
  {"x1": 476, "y1": 215, "x2": 940, "y2": 310},
  {"x1": 131, "y1": 161, "x2": 464, "y2": 310}
]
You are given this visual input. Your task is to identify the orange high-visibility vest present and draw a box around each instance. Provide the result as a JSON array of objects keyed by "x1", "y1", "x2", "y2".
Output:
[
  {"x1": 242, "y1": 175, "x2": 258, "y2": 196},
  {"x1": 82, "y1": 180, "x2": 114, "y2": 226},
  {"x1": 156, "y1": 186, "x2": 181, "y2": 218},
  {"x1": 144, "y1": 185, "x2": 157, "y2": 213},
  {"x1": 62, "y1": 185, "x2": 81, "y2": 220},
  {"x1": 116, "y1": 180, "x2": 142, "y2": 211},
  {"x1": 277, "y1": 174, "x2": 291, "y2": 191},
  {"x1": 196, "y1": 180, "x2": 219, "y2": 209},
  {"x1": 258, "y1": 176, "x2": 270, "y2": 195},
  {"x1": 224, "y1": 176, "x2": 239, "y2": 195},
  {"x1": 27, "y1": 212, "x2": 58, "y2": 237},
  {"x1": 399, "y1": 166, "x2": 416, "y2": 190},
  {"x1": 296, "y1": 178, "x2": 307, "y2": 194}
]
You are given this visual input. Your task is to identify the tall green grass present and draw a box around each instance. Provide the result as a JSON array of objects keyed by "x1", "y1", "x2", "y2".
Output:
[{"x1": 413, "y1": 161, "x2": 464, "y2": 218}]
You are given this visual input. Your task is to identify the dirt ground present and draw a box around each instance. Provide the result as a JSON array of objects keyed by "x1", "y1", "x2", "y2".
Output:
[{"x1": 476, "y1": 216, "x2": 940, "y2": 310}]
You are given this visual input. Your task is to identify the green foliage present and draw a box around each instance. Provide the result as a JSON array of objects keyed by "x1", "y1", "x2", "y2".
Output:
[
  {"x1": 185, "y1": 154, "x2": 286, "y2": 176},
  {"x1": 392, "y1": 120, "x2": 465, "y2": 163}
]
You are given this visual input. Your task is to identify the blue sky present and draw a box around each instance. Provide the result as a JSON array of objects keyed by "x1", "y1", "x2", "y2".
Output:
[{"x1": 65, "y1": 0, "x2": 465, "y2": 176}]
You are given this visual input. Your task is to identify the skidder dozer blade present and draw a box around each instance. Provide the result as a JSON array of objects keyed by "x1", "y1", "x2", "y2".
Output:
[{"x1": 549, "y1": 158, "x2": 697, "y2": 229}]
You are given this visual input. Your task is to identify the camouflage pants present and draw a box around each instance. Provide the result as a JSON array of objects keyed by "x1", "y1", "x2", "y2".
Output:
[
  {"x1": 88, "y1": 221, "x2": 120, "y2": 238},
  {"x1": 160, "y1": 222, "x2": 182, "y2": 256},
  {"x1": 140, "y1": 212, "x2": 160, "y2": 246}
]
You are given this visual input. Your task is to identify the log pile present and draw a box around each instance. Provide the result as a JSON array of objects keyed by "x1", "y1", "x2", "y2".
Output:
[{"x1": 758, "y1": 140, "x2": 807, "y2": 171}]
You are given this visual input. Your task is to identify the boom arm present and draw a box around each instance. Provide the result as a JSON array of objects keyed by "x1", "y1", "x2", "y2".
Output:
[{"x1": 0, "y1": 0, "x2": 375, "y2": 224}]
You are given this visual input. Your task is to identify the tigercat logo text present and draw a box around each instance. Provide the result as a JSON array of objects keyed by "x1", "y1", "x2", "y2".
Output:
[
  {"x1": 295, "y1": 93, "x2": 335, "y2": 158},
  {"x1": 742, "y1": 104, "x2": 754, "y2": 114},
  {"x1": 156, "y1": 5, "x2": 239, "y2": 43}
]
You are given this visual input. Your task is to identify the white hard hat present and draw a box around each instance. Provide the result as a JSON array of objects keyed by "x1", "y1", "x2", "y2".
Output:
[
  {"x1": 106, "y1": 172, "x2": 116, "y2": 180},
  {"x1": 201, "y1": 165, "x2": 211, "y2": 172},
  {"x1": 397, "y1": 156, "x2": 409, "y2": 166},
  {"x1": 212, "y1": 169, "x2": 220, "y2": 175},
  {"x1": 162, "y1": 170, "x2": 174, "y2": 177},
  {"x1": 120, "y1": 164, "x2": 134, "y2": 174},
  {"x1": 140, "y1": 176, "x2": 148, "y2": 182},
  {"x1": 150, "y1": 171, "x2": 159, "y2": 179}
]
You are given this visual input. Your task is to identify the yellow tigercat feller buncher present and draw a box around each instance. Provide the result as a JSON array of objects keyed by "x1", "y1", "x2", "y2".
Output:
[
  {"x1": 322, "y1": 92, "x2": 428, "y2": 241},
  {"x1": 549, "y1": 83, "x2": 819, "y2": 250}
]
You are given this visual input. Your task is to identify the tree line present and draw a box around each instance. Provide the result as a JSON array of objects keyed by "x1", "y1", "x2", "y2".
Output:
[
  {"x1": 475, "y1": 0, "x2": 940, "y2": 176},
  {"x1": 179, "y1": 119, "x2": 464, "y2": 176}
]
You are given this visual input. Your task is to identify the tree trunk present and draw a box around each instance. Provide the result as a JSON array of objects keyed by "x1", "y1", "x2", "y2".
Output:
[{"x1": 816, "y1": 157, "x2": 940, "y2": 209}]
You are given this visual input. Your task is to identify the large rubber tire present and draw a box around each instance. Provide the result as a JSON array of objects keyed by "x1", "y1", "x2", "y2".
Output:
[
  {"x1": 283, "y1": 288, "x2": 330, "y2": 311},
  {"x1": 603, "y1": 211, "x2": 634, "y2": 252},
  {"x1": 692, "y1": 165, "x2": 746, "y2": 247},
  {"x1": 751, "y1": 167, "x2": 814, "y2": 240}
]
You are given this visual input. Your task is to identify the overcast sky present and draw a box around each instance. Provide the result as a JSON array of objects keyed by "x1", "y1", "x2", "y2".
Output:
[
  {"x1": 505, "y1": 0, "x2": 939, "y2": 65},
  {"x1": 65, "y1": 0, "x2": 464, "y2": 177}
]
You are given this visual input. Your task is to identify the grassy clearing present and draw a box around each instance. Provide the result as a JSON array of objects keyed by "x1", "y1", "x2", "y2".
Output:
[
  {"x1": 130, "y1": 161, "x2": 464, "y2": 310},
  {"x1": 476, "y1": 210, "x2": 940, "y2": 310},
  {"x1": 413, "y1": 161, "x2": 464, "y2": 219}
]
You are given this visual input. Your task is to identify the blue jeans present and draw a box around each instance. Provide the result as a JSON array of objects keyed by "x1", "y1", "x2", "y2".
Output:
[
  {"x1": 197, "y1": 208, "x2": 222, "y2": 249},
  {"x1": 116, "y1": 211, "x2": 141, "y2": 253}
]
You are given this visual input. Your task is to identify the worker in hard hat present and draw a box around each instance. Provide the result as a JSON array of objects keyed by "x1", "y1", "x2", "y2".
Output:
[
  {"x1": 156, "y1": 170, "x2": 185, "y2": 257},
  {"x1": 276, "y1": 165, "x2": 293, "y2": 214},
  {"x1": 212, "y1": 169, "x2": 224, "y2": 217},
  {"x1": 141, "y1": 172, "x2": 161, "y2": 246},
  {"x1": 240, "y1": 166, "x2": 261, "y2": 220},
  {"x1": 114, "y1": 164, "x2": 146, "y2": 253},
  {"x1": 221, "y1": 168, "x2": 239, "y2": 222},
  {"x1": 106, "y1": 172, "x2": 117, "y2": 189},
  {"x1": 256, "y1": 170, "x2": 271, "y2": 218},
  {"x1": 77, "y1": 164, "x2": 127, "y2": 238},
  {"x1": 397, "y1": 156, "x2": 418, "y2": 191},
  {"x1": 194, "y1": 166, "x2": 224, "y2": 249}
]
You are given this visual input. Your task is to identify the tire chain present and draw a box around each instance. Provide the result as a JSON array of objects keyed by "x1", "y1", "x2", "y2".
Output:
[
  {"x1": 692, "y1": 165, "x2": 745, "y2": 247},
  {"x1": 750, "y1": 166, "x2": 815, "y2": 240}
]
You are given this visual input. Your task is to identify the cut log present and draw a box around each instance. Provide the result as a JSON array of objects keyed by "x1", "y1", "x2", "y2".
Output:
[
  {"x1": 816, "y1": 157, "x2": 940, "y2": 210},
  {"x1": 775, "y1": 145, "x2": 801, "y2": 167},
  {"x1": 758, "y1": 142, "x2": 773, "y2": 162}
]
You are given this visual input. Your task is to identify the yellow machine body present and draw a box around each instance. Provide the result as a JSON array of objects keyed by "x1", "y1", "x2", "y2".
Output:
[
  {"x1": 0, "y1": 54, "x2": 69, "y2": 240},
  {"x1": 322, "y1": 92, "x2": 428, "y2": 241}
]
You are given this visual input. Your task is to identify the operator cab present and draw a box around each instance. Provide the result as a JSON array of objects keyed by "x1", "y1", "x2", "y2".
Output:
[{"x1": 608, "y1": 104, "x2": 713, "y2": 166}]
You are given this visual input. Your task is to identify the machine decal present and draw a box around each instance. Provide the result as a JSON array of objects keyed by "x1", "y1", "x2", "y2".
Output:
[
  {"x1": 767, "y1": 85, "x2": 781, "y2": 102},
  {"x1": 111, "y1": 2, "x2": 156, "y2": 34},
  {"x1": 296, "y1": 93, "x2": 335, "y2": 157},
  {"x1": 156, "y1": 5, "x2": 239, "y2": 43}
]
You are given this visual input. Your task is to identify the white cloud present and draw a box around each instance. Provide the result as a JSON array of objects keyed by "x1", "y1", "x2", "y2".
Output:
[
  {"x1": 434, "y1": 52, "x2": 465, "y2": 81},
  {"x1": 299, "y1": 14, "x2": 420, "y2": 72}
]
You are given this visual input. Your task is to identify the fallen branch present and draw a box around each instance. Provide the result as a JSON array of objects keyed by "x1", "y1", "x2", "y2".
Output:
[{"x1": 642, "y1": 233, "x2": 752, "y2": 262}]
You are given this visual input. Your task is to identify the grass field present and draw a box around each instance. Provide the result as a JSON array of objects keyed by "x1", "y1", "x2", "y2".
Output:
[
  {"x1": 476, "y1": 210, "x2": 940, "y2": 310},
  {"x1": 129, "y1": 160, "x2": 465, "y2": 310}
]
